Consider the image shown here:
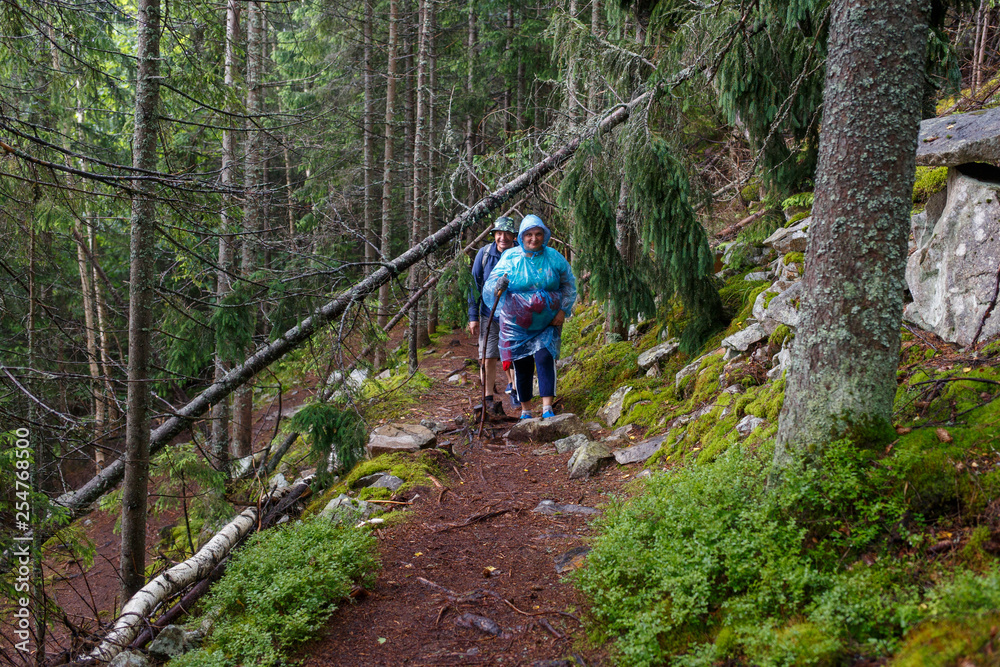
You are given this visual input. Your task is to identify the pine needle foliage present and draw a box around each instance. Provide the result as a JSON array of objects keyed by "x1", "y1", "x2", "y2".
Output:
[
  {"x1": 560, "y1": 153, "x2": 658, "y2": 330},
  {"x1": 626, "y1": 136, "x2": 727, "y2": 352},
  {"x1": 288, "y1": 402, "x2": 366, "y2": 484},
  {"x1": 562, "y1": 131, "x2": 726, "y2": 354}
]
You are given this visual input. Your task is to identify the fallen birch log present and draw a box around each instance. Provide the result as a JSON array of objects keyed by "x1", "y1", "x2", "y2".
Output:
[{"x1": 87, "y1": 481, "x2": 306, "y2": 663}]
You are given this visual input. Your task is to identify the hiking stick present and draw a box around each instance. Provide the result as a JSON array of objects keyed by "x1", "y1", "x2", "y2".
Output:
[{"x1": 478, "y1": 276, "x2": 508, "y2": 439}]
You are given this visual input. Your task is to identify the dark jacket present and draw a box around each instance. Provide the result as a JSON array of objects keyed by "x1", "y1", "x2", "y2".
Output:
[{"x1": 467, "y1": 242, "x2": 504, "y2": 322}]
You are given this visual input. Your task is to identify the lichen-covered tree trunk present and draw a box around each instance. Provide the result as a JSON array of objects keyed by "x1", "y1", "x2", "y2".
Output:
[
  {"x1": 378, "y1": 0, "x2": 398, "y2": 339},
  {"x1": 120, "y1": 0, "x2": 161, "y2": 602},
  {"x1": 774, "y1": 0, "x2": 929, "y2": 464}
]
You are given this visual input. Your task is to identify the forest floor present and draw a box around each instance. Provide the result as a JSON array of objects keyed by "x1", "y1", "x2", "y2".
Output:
[{"x1": 296, "y1": 328, "x2": 630, "y2": 666}]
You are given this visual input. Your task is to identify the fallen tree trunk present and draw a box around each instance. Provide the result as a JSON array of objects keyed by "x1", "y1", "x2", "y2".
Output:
[
  {"x1": 126, "y1": 480, "x2": 313, "y2": 651},
  {"x1": 51, "y1": 90, "x2": 649, "y2": 525},
  {"x1": 87, "y1": 480, "x2": 311, "y2": 663}
]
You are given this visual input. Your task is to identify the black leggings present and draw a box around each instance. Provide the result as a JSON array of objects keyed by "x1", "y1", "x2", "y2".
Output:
[{"x1": 512, "y1": 348, "x2": 555, "y2": 403}]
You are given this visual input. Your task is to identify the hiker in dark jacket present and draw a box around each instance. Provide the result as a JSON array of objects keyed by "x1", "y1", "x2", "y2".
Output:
[{"x1": 468, "y1": 217, "x2": 518, "y2": 416}]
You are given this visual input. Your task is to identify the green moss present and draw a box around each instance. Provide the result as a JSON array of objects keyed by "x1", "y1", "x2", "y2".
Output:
[
  {"x1": 892, "y1": 613, "x2": 1000, "y2": 667},
  {"x1": 744, "y1": 377, "x2": 785, "y2": 422},
  {"x1": 360, "y1": 371, "x2": 435, "y2": 421},
  {"x1": 784, "y1": 210, "x2": 811, "y2": 227},
  {"x1": 560, "y1": 341, "x2": 640, "y2": 416},
  {"x1": 768, "y1": 324, "x2": 793, "y2": 347},
  {"x1": 783, "y1": 251, "x2": 805, "y2": 265},
  {"x1": 741, "y1": 180, "x2": 761, "y2": 202},
  {"x1": 912, "y1": 166, "x2": 948, "y2": 204},
  {"x1": 689, "y1": 352, "x2": 727, "y2": 404}
]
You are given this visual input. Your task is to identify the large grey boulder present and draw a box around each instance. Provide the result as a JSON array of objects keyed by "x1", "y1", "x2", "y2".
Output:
[
  {"x1": 367, "y1": 423, "x2": 436, "y2": 456},
  {"x1": 916, "y1": 107, "x2": 1000, "y2": 167},
  {"x1": 905, "y1": 164, "x2": 1000, "y2": 345},
  {"x1": 567, "y1": 441, "x2": 613, "y2": 479},
  {"x1": 637, "y1": 340, "x2": 680, "y2": 370},
  {"x1": 735, "y1": 415, "x2": 767, "y2": 437},
  {"x1": 613, "y1": 434, "x2": 667, "y2": 465},
  {"x1": 762, "y1": 217, "x2": 810, "y2": 254},
  {"x1": 506, "y1": 413, "x2": 587, "y2": 442},
  {"x1": 597, "y1": 386, "x2": 633, "y2": 426}
]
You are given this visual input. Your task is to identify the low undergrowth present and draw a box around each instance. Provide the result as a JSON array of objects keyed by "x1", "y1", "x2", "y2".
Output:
[
  {"x1": 577, "y1": 435, "x2": 1000, "y2": 666},
  {"x1": 168, "y1": 518, "x2": 378, "y2": 667}
]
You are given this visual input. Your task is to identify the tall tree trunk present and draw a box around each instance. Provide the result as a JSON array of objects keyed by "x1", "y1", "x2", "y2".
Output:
[
  {"x1": 774, "y1": 0, "x2": 928, "y2": 465},
  {"x1": 606, "y1": 179, "x2": 631, "y2": 338},
  {"x1": 363, "y1": 0, "x2": 376, "y2": 273},
  {"x1": 425, "y1": 0, "x2": 438, "y2": 337},
  {"x1": 588, "y1": 0, "x2": 602, "y2": 118},
  {"x1": 465, "y1": 1, "x2": 477, "y2": 208},
  {"x1": 73, "y1": 217, "x2": 105, "y2": 473},
  {"x1": 120, "y1": 0, "x2": 161, "y2": 603},
  {"x1": 378, "y1": 0, "x2": 399, "y2": 344},
  {"x1": 409, "y1": 0, "x2": 429, "y2": 372},
  {"x1": 504, "y1": 5, "x2": 514, "y2": 135},
  {"x1": 212, "y1": 0, "x2": 240, "y2": 472},
  {"x1": 233, "y1": 0, "x2": 264, "y2": 460},
  {"x1": 284, "y1": 142, "x2": 294, "y2": 237},
  {"x1": 89, "y1": 224, "x2": 113, "y2": 469}
]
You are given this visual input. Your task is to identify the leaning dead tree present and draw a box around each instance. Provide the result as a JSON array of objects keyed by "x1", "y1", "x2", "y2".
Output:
[{"x1": 51, "y1": 91, "x2": 650, "y2": 526}]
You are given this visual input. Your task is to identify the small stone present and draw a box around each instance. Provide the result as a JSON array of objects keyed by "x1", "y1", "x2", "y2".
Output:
[
  {"x1": 762, "y1": 217, "x2": 810, "y2": 254},
  {"x1": 735, "y1": 415, "x2": 766, "y2": 438},
  {"x1": 721, "y1": 323, "x2": 768, "y2": 353},
  {"x1": 268, "y1": 473, "x2": 288, "y2": 491},
  {"x1": 532, "y1": 499, "x2": 600, "y2": 516},
  {"x1": 532, "y1": 445, "x2": 557, "y2": 456},
  {"x1": 637, "y1": 340, "x2": 680, "y2": 370},
  {"x1": 377, "y1": 369, "x2": 392, "y2": 380},
  {"x1": 148, "y1": 625, "x2": 189, "y2": 660},
  {"x1": 109, "y1": 651, "x2": 150, "y2": 667},
  {"x1": 367, "y1": 423, "x2": 436, "y2": 456},
  {"x1": 567, "y1": 441, "x2": 613, "y2": 479},
  {"x1": 597, "y1": 385, "x2": 633, "y2": 426},
  {"x1": 320, "y1": 494, "x2": 380, "y2": 524},
  {"x1": 505, "y1": 413, "x2": 587, "y2": 443},
  {"x1": 372, "y1": 474, "x2": 404, "y2": 492},
  {"x1": 447, "y1": 372, "x2": 467, "y2": 385},
  {"x1": 613, "y1": 434, "x2": 666, "y2": 465},
  {"x1": 553, "y1": 433, "x2": 590, "y2": 454},
  {"x1": 744, "y1": 271, "x2": 771, "y2": 282},
  {"x1": 420, "y1": 419, "x2": 447, "y2": 434},
  {"x1": 634, "y1": 469, "x2": 652, "y2": 480},
  {"x1": 646, "y1": 365, "x2": 661, "y2": 378},
  {"x1": 554, "y1": 546, "x2": 592, "y2": 573}
]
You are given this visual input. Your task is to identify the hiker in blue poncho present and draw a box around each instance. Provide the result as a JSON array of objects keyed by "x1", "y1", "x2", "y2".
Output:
[
  {"x1": 468, "y1": 217, "x2": 518, "y2": 417},
  {"x1": 484, "y1": 215, "x2": 577, "y2": 420}
]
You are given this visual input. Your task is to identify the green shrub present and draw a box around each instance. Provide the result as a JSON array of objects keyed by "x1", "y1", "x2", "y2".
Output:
[
  {"x1": 170, "y1": 518, "x2": 378, "y2": 667},
  {"x1": 574, "y1": 436, "x2": 990, "y2": 666}
]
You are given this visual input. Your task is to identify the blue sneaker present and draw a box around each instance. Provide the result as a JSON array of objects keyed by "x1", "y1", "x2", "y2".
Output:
[
  {"x1": 519, "y1": 412, "x2": 533, "y2": 420},
  {"x1": 505, "y1": 382, "x2": 514, "y2": 395},
  {"x1": 508, "y1": 383, "x2": 521, "y2": 407},
  {"x1": 542, "y1": 408, "x2": 555, "y2": 419}
]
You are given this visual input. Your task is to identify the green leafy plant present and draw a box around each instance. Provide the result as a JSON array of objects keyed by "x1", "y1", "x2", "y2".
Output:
[{"x1": 288, "y1": 403, "x2": 366, "y2": 483}]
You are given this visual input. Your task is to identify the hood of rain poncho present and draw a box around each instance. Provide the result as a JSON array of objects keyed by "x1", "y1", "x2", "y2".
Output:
[
  {"x1": 482, "y1": 216, "x2": 577, "y2": 364},
  {"x1": 517, "y1": 215, "x2": 551, "y2": 256}
]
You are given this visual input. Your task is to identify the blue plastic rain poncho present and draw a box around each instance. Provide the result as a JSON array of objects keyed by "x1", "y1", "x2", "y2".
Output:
[{"x1": 483, "y1": 215, "x2": 577, "y2": 364}]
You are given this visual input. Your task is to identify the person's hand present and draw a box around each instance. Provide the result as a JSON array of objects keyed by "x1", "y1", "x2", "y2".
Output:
[
  {"x1": 468, "y1": 320, "x2": 480, "y2": 337},
  {"x1": 550, "y1": 310, "x2": 565, "y2": 327}
]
